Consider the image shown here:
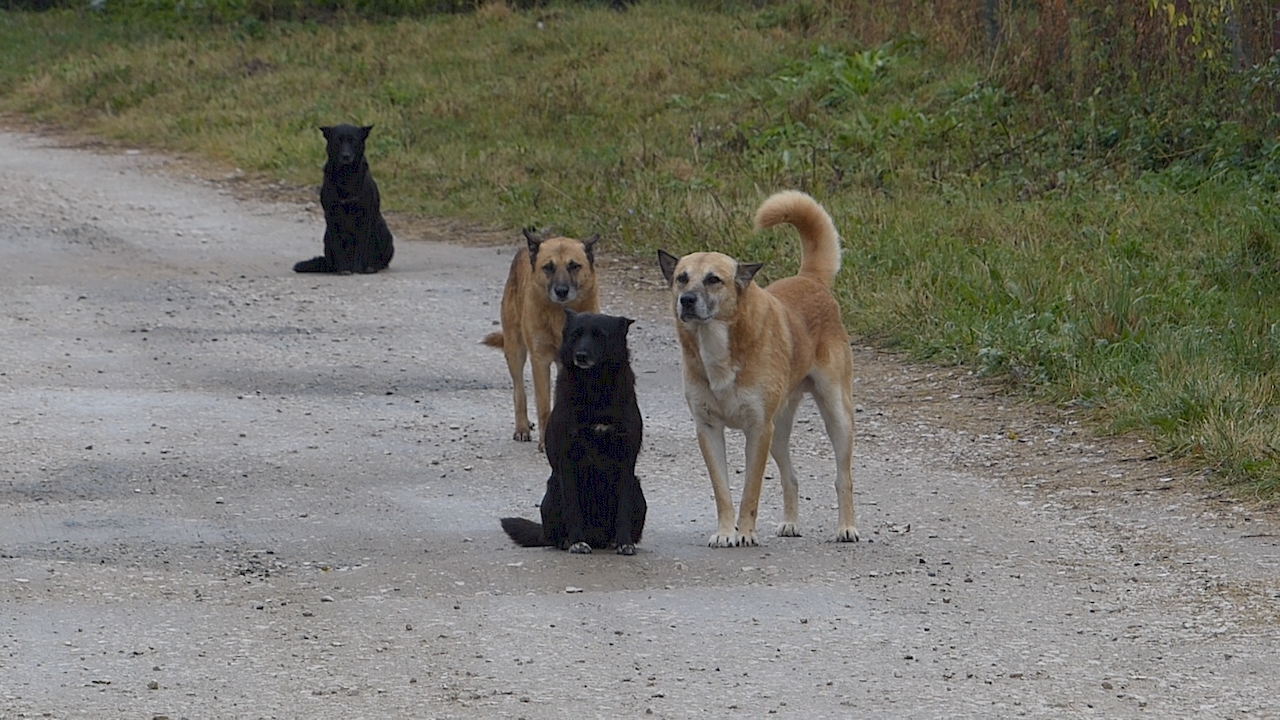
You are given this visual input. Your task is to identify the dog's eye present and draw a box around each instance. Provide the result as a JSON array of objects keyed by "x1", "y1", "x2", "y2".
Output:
[
  {"x1": 542, "y1": 263, "x2": 555, "y2": 275},
  {"x1": 705, "y1": 274, "x2": 722, "y2": 285},
  {"x1": 567, "y1": 261, "x2": 581, "y2": 273},
  {"x1": 676, "y1": 272, "x2": 688, "y2": 285}
]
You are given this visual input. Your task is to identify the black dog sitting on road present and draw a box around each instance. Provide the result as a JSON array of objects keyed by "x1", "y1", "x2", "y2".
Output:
[
  {"x1": 294, "y1": 124, "x2": 394, "y2": 274},
  {"x1": 501, "y1": 310, "x2": 647, "y2": 555}
]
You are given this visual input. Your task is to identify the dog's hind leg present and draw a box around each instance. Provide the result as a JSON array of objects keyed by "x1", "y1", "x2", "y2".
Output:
[
  {"x1": 812, "y1": 371, "x2": 859, "y2": 542},
  {"x1": 371, "y1": 218, "x2": 394, "y2": 271},
  {"x1": 357, "y1": 218, "x2": 393, "y2": 272},
  {"x1": 539, "y1": 475, "x2": 567, "y2": 547},
  {"x1": 628, "y1": 478, "x2": 647, "y2": 548},
  {"x1": 770, "y1": 392, "x2": 805, "y2": 537}
]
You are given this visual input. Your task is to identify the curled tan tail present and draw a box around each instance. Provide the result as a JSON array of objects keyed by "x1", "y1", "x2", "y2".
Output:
[
  {"x1": 481, "y1": 331, "x2": 504, "y2": 348},
  {"x1": 753, "y1": 190, "x2": 841, "y2": 287}
]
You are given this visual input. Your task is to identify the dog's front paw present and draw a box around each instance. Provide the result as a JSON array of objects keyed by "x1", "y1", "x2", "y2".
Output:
[
  {"x1": 776, "y1": 522, "x2": 802, "y2": 538},
  {"x1": 513, "y1": 428, "x2": 532, "y2": 442},
  {"x1": 708, "y1": 529, "x2": 757, "y2": 547},
  {"x1": 708, "y1": 531, "x2": 738, "y2": 548},
  {"x1": 834, "y1": 526, "x2": 860, "y2": 543},
  {"x1": 616, "y1": 543, "x2": 636, "y2": 556},
  {"x1": 569, "y1": 541, "x2": 592, "y2": 554}
]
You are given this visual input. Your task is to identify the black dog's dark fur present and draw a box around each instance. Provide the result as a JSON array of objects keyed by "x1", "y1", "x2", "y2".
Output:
[
  {"x1": 500, "y1": 311, "x2": 646, "y2": 555},
  {"x1": 294, "y1": 124, "x2": 394, "y2": 274}
]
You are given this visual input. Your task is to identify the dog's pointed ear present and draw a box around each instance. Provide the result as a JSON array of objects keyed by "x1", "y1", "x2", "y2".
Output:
[
  {"x1": 319, "y1": 125, "x2": 333, "y2": 138},
  {"x1": 657, "y1": 250, "x2": 679, "y2": 286},
  {"x1": 360, "y1": 125, "x2": 373, "y2": 140},
  {"x1": 563, "y1": 307, "x2": 577, "y2": 323},
  {"x1": 735, "y1": 261, "x2": 764, "y2": 289},
  {"x1": 523, "y1": 227, "x2": 543, "y2": 262},
  {"x1": 619, "y1": 316, "x2": 636, "y2": 333},
  {"x1": 582, "y1": 234, "x2": 600, "y2": 266}
]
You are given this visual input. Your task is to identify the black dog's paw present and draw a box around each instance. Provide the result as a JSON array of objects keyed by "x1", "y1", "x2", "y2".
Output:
[
  {"x1": 568, "y1": 541, "x2": 592, "y2": 554},
  {"x1": 616, "y1": 543, "x2": 636, "y2": 556}
]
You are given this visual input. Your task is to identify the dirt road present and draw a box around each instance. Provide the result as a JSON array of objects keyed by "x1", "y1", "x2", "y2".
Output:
[{"x1": 1, "y1": 130, "x2": 1277, "y2": 719}]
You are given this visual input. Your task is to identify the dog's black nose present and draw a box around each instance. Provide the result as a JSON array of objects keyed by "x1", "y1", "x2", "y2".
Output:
[
  {"x1": 679, "y1": 293, "x2": 697, "y2": 309},
  {"x1": 574, "y1": 351, "x2": 590, "y2": 366},
  {"x1": 554, "y1": 285, "x2": 570, "y2": 300}
]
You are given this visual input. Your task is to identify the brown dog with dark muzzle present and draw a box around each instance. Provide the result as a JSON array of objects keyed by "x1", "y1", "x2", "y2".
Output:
[{"x1": 484, "y1": 229, "x2": 599, "y2": 451}]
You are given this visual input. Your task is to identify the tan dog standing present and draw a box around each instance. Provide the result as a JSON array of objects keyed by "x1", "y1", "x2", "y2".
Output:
[
  {"x1": 484, "y1": 229, "x2": 599, "y2": 450},
  {"x1": 657, "y1": 190, "x2": 858, "y2": 547}
]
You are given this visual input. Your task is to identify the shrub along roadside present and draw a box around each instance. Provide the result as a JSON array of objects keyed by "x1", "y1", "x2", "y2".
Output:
[{"x1": 0, "y1": 4, "x2": 1275, "y2": 495}]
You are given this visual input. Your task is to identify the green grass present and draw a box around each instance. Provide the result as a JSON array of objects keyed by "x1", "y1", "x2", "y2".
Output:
[
  {"x1": 1, "y1": 5, "x2": 801, "y2": 235},
  {"x1": 838, "y1": 184, "x2": 1279, "y2": 494},
  {"x1": 1, "y1": 3, "x2": 1276, "y2": 496}
]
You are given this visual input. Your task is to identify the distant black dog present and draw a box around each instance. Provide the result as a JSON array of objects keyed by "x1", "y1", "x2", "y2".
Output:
[
  {"x1": 293, "y1": 124, "x2": 394, "y2": 274},
  {"x1": 501, "y1": 310, "x2": 646, "y2": 555}
]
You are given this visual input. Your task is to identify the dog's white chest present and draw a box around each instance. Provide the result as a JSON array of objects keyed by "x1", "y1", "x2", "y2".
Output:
[
  {"x1": 684, "y1": 322, "x2": 763, "y2": 427},
  {"x1": 695, "y1": 323, "x2": 738, "y2": 392}
]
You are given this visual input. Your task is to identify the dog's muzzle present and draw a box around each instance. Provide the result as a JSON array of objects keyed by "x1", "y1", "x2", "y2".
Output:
[
  {"x1": 573, "y1": 352, "x2": 594, "y2": 369},
  {"x1": 552, "y1": 284, "x2": 575, "y2": 303},
  {"x1": 678, "y1": 292, "x2": 703, "y2": 322}
]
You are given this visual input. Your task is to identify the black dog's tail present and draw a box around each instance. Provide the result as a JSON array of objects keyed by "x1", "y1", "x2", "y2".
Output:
[
  {"x1": 293, "y1": 256, "x2": 335, "y2": 273},
  {"x1": 500, "y1": 517, "x2": 551, "y2": 547}
]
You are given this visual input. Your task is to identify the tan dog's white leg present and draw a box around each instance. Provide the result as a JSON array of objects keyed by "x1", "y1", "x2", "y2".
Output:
[
  {"x1": 695, "y1": 421, "x2": 739, "y2": 547},
  {"x1": 503, "y1": 341, "x2": 532, "y2": 442},
  {"x1": 735, "y1": 421, "x2": 774, "y2": 547},
  {"x1": 531, "y1": 354, "x2": 554, "y2": 452},
  {"x1": 813, "y1": 375, "x2": 858, "y2": 542},
  {"x1": 770, "y1": 393, "x2": 804, "y2": 537}
]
